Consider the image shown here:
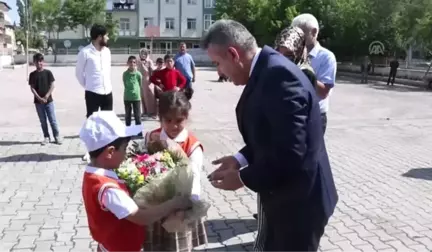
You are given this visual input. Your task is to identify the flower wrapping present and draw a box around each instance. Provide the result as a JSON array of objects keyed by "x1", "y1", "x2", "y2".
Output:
[{"x1": 116, "y1": 137, "x2": 210, "y2": 233}]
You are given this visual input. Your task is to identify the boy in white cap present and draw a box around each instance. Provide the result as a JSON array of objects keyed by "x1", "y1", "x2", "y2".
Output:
[{"x1": 79, "y1": 111, "x2": 191, "y2": 252}]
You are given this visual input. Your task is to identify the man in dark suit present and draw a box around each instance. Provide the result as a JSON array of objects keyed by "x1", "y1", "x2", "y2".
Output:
[{"x1": 202, "y1": 20, "x2": 338, "y2": 251}]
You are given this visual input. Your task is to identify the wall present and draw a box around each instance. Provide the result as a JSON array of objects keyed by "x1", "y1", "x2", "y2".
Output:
[
  {"x1": 337, "y1": 64, "x2": 429, "y2": 81},
  {"x1": 181, "y1": 0, "x2": 202, "y2": 38},
  {"x1": 13, "y1": 48, "x2": 212, "y2": 65},
  {"x1": 160, "y1": 0, "x2": 180, "y2": 37},
  {"x1": 138, "y1": 1, "x2": 159, "y2": 37},
  {"x1": 0, "y1": 55, "x2": 12, "y2": 67}
]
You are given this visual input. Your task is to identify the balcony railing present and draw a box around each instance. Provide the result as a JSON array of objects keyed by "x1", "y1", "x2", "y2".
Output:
[
  {"x1": 119, "y1": 30, "x2": 136, "y2": 36},
  {"x1": 112, "y1": 2, "x2": 136, "y2": 10}
]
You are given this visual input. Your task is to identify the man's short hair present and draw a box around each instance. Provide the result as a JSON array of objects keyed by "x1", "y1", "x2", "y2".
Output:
[
  {"x1": 200, "y1": 19, "x2": 257, "y2": 51},
  {"x1": 33, "y1": 53, "x2": 44, "y2": 62},
  {"x1": 90, "y1": 24, "x2": 107, "y2": 40},
  {"x1": 291, "y1": 14, "x2": 320, "y2": 34}
]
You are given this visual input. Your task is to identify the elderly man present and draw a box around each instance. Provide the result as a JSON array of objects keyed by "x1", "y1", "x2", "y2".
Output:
[
  {"x1": 204, "y1": 20, "x2": 338, "y2": 251},
  {"x1": 291, "y1": 14, "x2": 337, "y2": 134}
]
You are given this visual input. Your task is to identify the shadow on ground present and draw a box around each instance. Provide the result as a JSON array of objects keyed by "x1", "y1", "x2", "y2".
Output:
[
  {"x1": 205, "y1": 219, "x2": 257, "y2": 243},
  {"x1": 0, "y1": 140, "x2": 41, "y2": 146},
  {"x1": 402, "y1": 168, "x2": 432, "y2": 181},
  {"x1": 368, "y1": 83, "x2": 429, "y2": 93},
  {"x1": 194, "y1": 242, "x2": 254, "y2": 252},
  {"x1": 0, "y1": 153, "x2": 82, "y2": 162}
]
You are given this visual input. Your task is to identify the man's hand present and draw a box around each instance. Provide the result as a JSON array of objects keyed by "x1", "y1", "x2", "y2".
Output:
[
  {"x1": 211, "y1": 168, "x2": 244, "y2": 191},
  {"x1": 192, "y1": 77, "x2": 195, "y2": 83},
  {"x1": 208, "y1": 156, "x2": 240, "y2": 181},
  {"x1": 38, "y1": 97, "x2": 47, "y2": 103}
]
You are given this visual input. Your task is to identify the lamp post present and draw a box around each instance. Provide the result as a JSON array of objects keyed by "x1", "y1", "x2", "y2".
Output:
[{"x1": 25, "y1": 0, "x2": 31, "y2": 81}]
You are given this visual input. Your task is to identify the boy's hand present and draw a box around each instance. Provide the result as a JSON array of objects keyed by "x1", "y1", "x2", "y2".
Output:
[{"x1": 174, "y1": 87, "x2": 180, "y2": 91}]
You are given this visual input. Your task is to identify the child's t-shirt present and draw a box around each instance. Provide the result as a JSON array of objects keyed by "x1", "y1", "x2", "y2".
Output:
[
  {"x1": 123, "y1": 70, "x2": 142, "y2": 101},
  {"x1": 29, "y1": 69, "x2": 55, "y2": 104}
]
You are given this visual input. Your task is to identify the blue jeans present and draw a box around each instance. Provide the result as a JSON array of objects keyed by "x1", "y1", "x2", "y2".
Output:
[{"x1": 35, "y1": 102, "x2": 60, "y2": 138}]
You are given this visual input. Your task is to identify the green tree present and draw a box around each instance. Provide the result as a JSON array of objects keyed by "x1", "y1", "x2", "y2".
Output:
[
  {"x1": 62, "y1": 0, "x2": 105, "y2": 37},
  {"x1": 105, "y1": 13, "x2": 119, "y2": 42}
]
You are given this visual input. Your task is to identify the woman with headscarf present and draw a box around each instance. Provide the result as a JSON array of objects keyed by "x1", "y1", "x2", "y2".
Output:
[
  {"x1": 137, "y1": 48, "x2": 157, "y2": 118},
  {"x1": 274, "y1": 26, "x2": 317, "y2": 87}
]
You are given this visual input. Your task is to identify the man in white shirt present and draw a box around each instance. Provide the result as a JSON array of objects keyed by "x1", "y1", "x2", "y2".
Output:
[
  {"x1": 75, "y1": 24, "x2": 112, "y2": 161},
  {"x1": 75, "y1": 24, "x2": 113, "y2": 118}
]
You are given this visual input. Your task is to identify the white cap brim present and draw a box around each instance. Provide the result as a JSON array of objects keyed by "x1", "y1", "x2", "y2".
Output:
[{"x1": 123, "y1": 124, "x2": 143, "y2": 137}]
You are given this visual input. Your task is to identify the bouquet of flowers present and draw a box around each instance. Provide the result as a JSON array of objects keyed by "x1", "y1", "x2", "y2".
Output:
[{"x1": 115, "y1": 137, "x2": 210, "y2": 232}]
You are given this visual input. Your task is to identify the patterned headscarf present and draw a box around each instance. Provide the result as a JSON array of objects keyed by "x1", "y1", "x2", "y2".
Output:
[{"x1": 274, "y1": 26, "x2": 309, "y2": 66}]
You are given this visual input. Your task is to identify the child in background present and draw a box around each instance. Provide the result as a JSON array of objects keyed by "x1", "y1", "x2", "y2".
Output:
[
  {"x1": 123, "y1": 56, "x2": 143, "y2": 129},
  {"x1": 155, "y1": 57, "x2": 164, "y2": 70},
  {"x1": 144, "y1": 91, "x2": 207, "y2": 251},
  {"x1": 80, "y1": 111, "x2": 191, "y2": 252},
  {"x1": 150, "y1": 54, "x2": 186, "y2": 95},
  {"x1": 29, "y1": 53, "x2": 62, "y2": 145}
]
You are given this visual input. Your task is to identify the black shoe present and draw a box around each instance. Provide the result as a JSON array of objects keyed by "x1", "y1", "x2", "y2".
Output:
[{"x1": 253, "y1": 213, "x2": 258, "y2": 220}]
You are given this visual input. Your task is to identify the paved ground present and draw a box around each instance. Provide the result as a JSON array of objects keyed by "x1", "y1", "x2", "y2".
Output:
[{"x1": 1, "y1": 66, "x2": 432, "y2": 252}]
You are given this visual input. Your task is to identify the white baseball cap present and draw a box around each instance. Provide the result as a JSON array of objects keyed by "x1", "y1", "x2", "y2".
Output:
[{"x1": 79, "y1": 111, "x2": 143, "y2": 152}]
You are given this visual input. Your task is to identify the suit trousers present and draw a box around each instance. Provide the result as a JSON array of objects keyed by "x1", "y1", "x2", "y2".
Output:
[{"x1": 254, "y1": 194, "x2": 327, "y2": 251}]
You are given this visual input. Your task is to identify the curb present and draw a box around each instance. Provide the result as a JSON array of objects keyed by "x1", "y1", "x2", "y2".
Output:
[{"x1": 338, "y1": 71, "x2": 427, "y2": 89}]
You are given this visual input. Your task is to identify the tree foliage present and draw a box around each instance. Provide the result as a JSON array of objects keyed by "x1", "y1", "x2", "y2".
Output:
[
  {"x1": 62, "y1": 0, "x2": 106, "y2": 37},
  {"x1": 215, "y1": 0, "x2": 432, "y2": 59}
]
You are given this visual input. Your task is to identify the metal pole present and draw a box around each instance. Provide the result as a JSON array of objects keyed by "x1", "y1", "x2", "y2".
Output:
[{"x1": 25, "y1": 0, "x2": 29, "y2": 81}]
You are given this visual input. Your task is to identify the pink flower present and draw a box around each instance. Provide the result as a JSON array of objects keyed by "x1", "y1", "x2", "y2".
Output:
[{"x1": 135, "y1": 154, "x2": 150, "y2": 163}]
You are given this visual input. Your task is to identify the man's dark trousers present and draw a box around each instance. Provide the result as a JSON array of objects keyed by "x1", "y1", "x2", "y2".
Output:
[{"x1": 85, "y1": 91, "x2": 113, "y2": 118}]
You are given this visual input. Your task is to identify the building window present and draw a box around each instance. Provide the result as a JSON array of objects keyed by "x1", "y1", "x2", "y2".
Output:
[
  {"x1": 187, "y1": 18, "x2": 196, "y2": 30},
  {"x1": 165, "y1": 0, "x2": 175, "y2": 4},
  {"x1": 204, "y1": 0, "x2": 214, "y2": 8},
  {"x1": 165, "y1": 18, "x2": 175, "y2": 30},
  {"x1": 119, "y1": 18, "x2": 130, "y2": 30},
  {"x1": 160, "y1": 41, "x2": 172, "y2": 54},
  {"x1": 187, "y1": 0, "x2": 197, "y2": 4},
  {"x1": 144, "y1": 17, "x2": 154, "y2": 27},
  {"x1": 204, "y1": 14, "x2": 214, "y2": 30}
]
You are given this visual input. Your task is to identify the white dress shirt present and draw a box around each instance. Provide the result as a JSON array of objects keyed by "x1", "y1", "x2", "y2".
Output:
[
  {"x1": 85, "y1": 166, "x2": 138, "y2": 219},
  {"x1": 233, "y1": 47, "x2": 262, "y2": 168},
  {"x1": 75, "y1": 44, "x2": 112, "y2": 95}
]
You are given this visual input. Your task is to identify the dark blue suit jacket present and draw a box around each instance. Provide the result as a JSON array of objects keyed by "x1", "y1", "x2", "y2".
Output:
[{"x1": 237, "y1": 46, "x2": 338, "y2": 221}]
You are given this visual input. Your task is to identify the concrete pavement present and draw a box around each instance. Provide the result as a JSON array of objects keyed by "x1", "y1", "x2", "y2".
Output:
[{"x1": 1, "y1": 67, "x2": 432, "y2": 251}]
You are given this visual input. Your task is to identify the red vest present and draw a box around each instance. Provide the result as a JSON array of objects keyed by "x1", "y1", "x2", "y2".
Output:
[
  {"x1": 82, "y1": 172, "x2": 145, "y2": 252},
  {"x1": 145, "y1": 128, "x2": 203, "y2": 157}
]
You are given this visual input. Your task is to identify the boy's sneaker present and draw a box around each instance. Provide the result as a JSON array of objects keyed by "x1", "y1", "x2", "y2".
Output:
[
  {"x1": 41, "y1": 138, "x2": 50, "y2": 146},
  {"x1": 54, "y1": 137, "x2": 63, "y2": 145}
]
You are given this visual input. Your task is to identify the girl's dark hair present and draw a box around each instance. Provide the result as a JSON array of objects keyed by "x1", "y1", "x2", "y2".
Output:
[
  {"x1": 158, "y1": 91, "x2": 191, "y2": 118},
  {"x1": 156, "y1": 58, "x2": 163, "y2": 64},
  {"x1": 89, "y1": 137, "x2": 130, "y2": 159}
]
